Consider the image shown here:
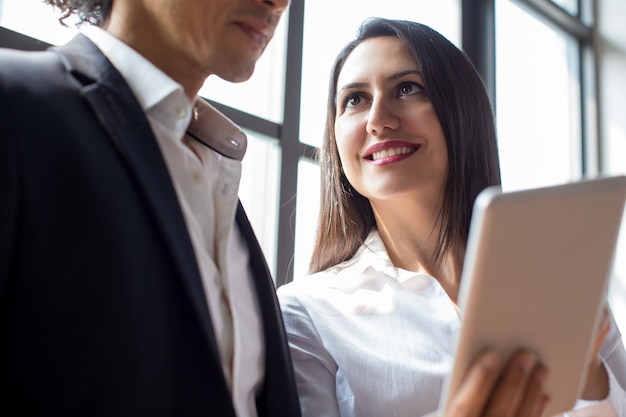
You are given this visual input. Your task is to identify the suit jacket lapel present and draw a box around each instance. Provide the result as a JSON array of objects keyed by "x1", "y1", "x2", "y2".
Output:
[{"x1": 51, "y1": 35, "x2": 222, "y2": 362}]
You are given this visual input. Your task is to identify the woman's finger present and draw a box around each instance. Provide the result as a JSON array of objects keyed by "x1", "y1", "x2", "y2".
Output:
[
  {"x1": 483, "y1": 351, "x2": 539, "y2": 417},
  {"x1": 514, "y1": 364, "x2": 550, "y2": 417},
  {"x1": 445, "y1": 351, "x2": 502, "y2": 417}
]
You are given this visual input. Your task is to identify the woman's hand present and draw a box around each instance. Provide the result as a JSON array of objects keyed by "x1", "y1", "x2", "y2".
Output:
[
  {"x1": 445, "y1": 350, "x2": 550, "y2": 417},
  {"x1": 580, "y1": 303, "x2": 610, "y2": 400}
]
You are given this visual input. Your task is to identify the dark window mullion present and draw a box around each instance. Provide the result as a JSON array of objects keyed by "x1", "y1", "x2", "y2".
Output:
[
  {"x1": 0, "y1": 26, "x2": 49, "y2": 51},
  {"x1": 275, "y1": 0, "x2": 305, "y2": 286},
  {"x1": 462, "y1": 0, "x2": 496, "y2": 110},
  {"x1": 580, "y1": 3, "x2": 600, "y2": 175},
  {"x1": 205, "y1": 99, "x2": 281, "y2": 139}
]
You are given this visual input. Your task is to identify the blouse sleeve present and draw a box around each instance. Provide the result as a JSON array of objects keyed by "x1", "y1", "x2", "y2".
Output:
[
  {"x1": 568, "y1": 307, "x2": 626, "y2": 417},
  {"x1": 278, "y1": 289, "x2": 343, "y2": 417}
]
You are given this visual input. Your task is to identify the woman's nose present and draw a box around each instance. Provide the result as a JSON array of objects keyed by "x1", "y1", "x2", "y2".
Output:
[{"x1": 366, "y1": 99, "x2": 400, "y2": 136}]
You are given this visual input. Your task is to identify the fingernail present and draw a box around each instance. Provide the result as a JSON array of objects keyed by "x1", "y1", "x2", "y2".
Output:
[{"x1": 481, "y1": 352, "x2": 500, "y2": 371}]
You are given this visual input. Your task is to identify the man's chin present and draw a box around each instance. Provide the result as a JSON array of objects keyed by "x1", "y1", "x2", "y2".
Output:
[{"x1": 218, "y1": 63, "x2": 257, "y2": 84}]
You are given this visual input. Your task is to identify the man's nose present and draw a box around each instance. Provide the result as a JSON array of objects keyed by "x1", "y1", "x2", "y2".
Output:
[{"x1": 257, "y1": 0, "x2": 290, "y2": 12}]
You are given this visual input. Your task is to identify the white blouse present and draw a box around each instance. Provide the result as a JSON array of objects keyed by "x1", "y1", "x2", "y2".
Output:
[{"x1": 277, "y1": 230, "x2": 626, "y2": 417}]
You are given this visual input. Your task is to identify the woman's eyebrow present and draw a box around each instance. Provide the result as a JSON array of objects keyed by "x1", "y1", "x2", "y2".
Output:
[
  {"x1": 387, "y1": 69, "x2": 422, "y2": 82},
  {"x1": 337, "y1": 69, "x2": 422, "y2": 96},
  {"x1": 337, "y1": 82, "x2": 367, "y2": 94}
]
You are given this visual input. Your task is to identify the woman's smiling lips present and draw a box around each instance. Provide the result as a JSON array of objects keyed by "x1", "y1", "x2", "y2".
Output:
[{"x1": 363, "y1": 140, "x2": 421, "y2": 166}]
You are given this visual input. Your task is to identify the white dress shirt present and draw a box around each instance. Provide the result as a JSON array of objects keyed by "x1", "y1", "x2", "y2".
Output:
[
  {"x1": 82, "y1": 27, "x2": 265, "y2": 417},
  {"x1": 277, "y1": 230, "x2": 626, "y2": 417}
]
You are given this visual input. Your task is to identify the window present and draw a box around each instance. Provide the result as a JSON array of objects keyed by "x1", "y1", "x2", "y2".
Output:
[
  {"x1": 551, "y1": 0, "x2": 578, "y2": 15},
  {"x1": 239, "y1": 131, "x2": 282, "y2": 278},
  {"x1": 496, "y1": 0, "x2": 582, "y2": 192},
  {"x1": 0, "y1": 0, "x2": 78, "y2": 44}
]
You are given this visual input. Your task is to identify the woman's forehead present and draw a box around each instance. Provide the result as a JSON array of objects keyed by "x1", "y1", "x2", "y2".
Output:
[{"x1": 337, "y1": 37, "x2": 420, "y2": 88}]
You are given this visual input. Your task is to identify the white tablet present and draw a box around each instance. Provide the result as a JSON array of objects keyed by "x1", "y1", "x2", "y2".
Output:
[{"x1": 439, "y1": 175, "x2": 626, "y2": 417}]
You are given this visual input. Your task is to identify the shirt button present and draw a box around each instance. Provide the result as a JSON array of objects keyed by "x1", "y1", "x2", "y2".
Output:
[
  {"x1": 192, "y1": 172, "x2": 203, "y2": 184},
  {"x1": 174, "y1": 107, "x2": 188, "y2": 119},
  {"x1": 223, "y1": 184, "x2": 236, "y2": 195}
]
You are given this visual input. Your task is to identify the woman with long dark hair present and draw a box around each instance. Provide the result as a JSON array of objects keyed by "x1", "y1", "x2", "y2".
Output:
[{"x1": 278, "y1": 17, "x2": 626, "y2": 417}]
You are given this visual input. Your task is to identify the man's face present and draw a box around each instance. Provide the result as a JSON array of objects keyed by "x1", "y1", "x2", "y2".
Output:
[{"x1": 112, "y1": 0, "x2": 289, "y2": 86}]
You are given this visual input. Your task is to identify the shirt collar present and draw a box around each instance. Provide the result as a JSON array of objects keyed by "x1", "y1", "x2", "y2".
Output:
[
  {"x1": 81, "y1": 26, "x2": 186, "y2": 112},
  {"x1": 188, "y1": 99, "x2": 247, "y2": 161},
  {"x1": 81, "y1": 25, "x2": 191, "y2": 143},
  {"x1": 81, "y1": 26, "x2": 247, "y2": 161},
  {"x1": 331, "y1": 230, "x2": 422, "y2": 283}
]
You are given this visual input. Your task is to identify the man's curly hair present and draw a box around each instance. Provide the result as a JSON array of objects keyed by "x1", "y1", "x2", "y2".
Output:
[{"x1": 44, "y1": 0, "x2": 113, "y2": 27}]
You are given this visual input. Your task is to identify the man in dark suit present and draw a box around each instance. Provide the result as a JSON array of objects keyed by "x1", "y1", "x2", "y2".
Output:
[{"x1": 0, "y1": 0, "x2": 301, "y2": 416}]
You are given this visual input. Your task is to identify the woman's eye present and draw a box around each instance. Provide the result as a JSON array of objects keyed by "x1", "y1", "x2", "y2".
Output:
[
  {"x1": 398, "y1": 82, "x2": 424, "y2": 97},
  {"x1": 345, "y1": 94, "x2": 363, "y2": 108}
]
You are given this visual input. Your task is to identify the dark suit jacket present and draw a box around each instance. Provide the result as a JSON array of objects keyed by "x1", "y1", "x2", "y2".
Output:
[{"x1": 0, "y1": 34, "x2": 301, "y2": 417}]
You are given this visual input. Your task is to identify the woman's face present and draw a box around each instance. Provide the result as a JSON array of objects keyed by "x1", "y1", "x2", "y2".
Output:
[{"x1": 334, "y1": 36, "x2": 448, "y2": 205}]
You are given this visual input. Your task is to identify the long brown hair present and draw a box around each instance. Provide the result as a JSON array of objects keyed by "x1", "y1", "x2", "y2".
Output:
[{"x1": 309, "y1": 18, "x2": 501, "y2": 274}]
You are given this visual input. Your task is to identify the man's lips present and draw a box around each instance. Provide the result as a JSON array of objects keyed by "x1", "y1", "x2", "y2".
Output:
[
  {"x1": 363, "y1": 141, "x2": 421, "y2": 162},
  {"x1": 235, "y1": 18, "x2": 272, "y2": 47}
]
